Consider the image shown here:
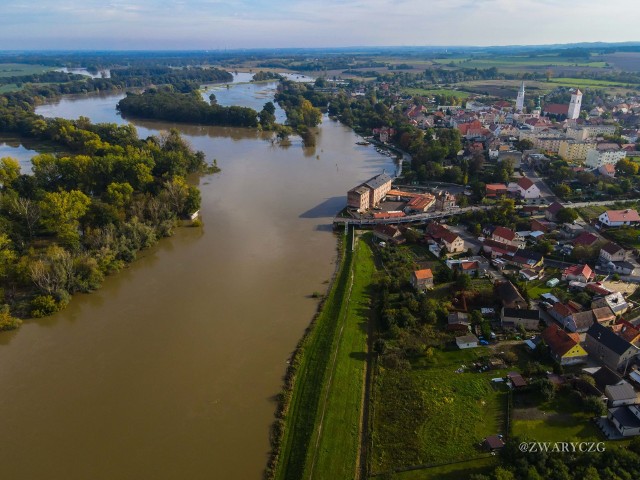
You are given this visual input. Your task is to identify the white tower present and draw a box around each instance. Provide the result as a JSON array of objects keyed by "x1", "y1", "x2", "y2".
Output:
[
  {"x1": 568, "y1": 89, "x2": 582, "y2": 120},
  {"x1": 515, "y1": 82, "x2": 525, "y2": 112}
]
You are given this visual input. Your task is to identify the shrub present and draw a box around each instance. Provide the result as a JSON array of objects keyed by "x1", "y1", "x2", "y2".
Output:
[
  {"x1": 0, "y1": 305, "x2": 22, "y2": 331},
  {"x1": 30, "y1": 295, "x2": 61, "y2": 318}
]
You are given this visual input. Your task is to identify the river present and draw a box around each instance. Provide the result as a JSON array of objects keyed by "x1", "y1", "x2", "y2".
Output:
[{"x1": 0, "y1": 81, "x2": 394, "y2": 479}]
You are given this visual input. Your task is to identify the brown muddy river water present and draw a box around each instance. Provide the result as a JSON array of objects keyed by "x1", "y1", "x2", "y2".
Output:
[{"x1": 0, "y1": 80, "x2": 395, "y2": 479}]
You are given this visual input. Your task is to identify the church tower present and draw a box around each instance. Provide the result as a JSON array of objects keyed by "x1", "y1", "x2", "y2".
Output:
[
  {"x1": 515, "y1": 82, "x2": 525, "y2": 112},
  {"x1": 567, "y1": 89, "x2": 582, "y2": 120}
]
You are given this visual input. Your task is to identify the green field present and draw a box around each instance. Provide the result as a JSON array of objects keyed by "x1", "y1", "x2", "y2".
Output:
[
  {"x1": 275, "y1": 230, "x2": 375, "y2": 480},
  {"x1": 402, "y1": 87, "x2": 470, "y2": 99},
  {"x1": 0, "y1": 84, "x2": 20, "y2": 93},
  {"x1": 371, "y1": 348, "x2": 508, "y2": 475},
  {"x1": 304, "y1": 236, "x2": 375, "y2": 479},
  {"x1": 548, "y1": 77, "x2": 640, "y2": 88},
  {"x1": 0, "y1": 63, "x2": 54, "y2": 78},
  {"x1": 392, "y1": 456, "x2": 497, "y2": 479},
  {"x1": 431, "y1": 56, "x2": 607, "y2": 70}
]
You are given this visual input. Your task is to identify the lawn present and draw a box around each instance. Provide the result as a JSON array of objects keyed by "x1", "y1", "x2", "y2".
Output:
[
  {"x1": 303, "y1": 236, "x2": 376, "y2": 479},
  {"x1": 0, "y1": 63, "x2": 54, "y2": 78},
  {"x1": 371, "y1": 348, "x2": 508, "y2": 474},
  {"x1": 524, "y1": 278, "x2": 552, "y2": 300},
  {"x1": 576, "y1": 205, "x2": 608, "y2": 221},
  {"x1": 431, "y1": 56, "x2": 607, "y2": 70},
  {"x1": 605, "y1": 227, "x2": 640, "y2": 249},
  {"x1": 511, "y1": 393, "x2": 603, "y2": 443}
]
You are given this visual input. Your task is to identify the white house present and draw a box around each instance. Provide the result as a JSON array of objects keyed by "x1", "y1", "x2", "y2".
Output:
[
  {"x1": 516, "y1": 176, "x2": 540, "y2": 199},
  {"x1": 598, "y1": 209, "x2": 640, "y2": 228}
]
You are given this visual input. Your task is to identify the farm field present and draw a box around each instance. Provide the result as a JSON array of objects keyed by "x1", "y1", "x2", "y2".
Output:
[
  {"x1": 0, "y1": 63, "x2": 53, "y2": 77},
  {"x1": 402, "y1": 87, "x2": 470, "y2": 99}
]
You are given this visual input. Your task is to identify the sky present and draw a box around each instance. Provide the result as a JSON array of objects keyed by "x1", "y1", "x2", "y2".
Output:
[{"x1": 1, "y1": 0, "x2": 639, "y2": 50}]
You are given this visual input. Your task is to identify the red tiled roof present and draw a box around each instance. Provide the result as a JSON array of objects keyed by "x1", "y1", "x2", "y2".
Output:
[
  {"x1": 546, "y1": 202, "x2": 564, "y2": 215},
  {"x1": 563, "y1": 264, "x2": 593, "y2": 280},
  {"x1": 373, "y1": 211, "x2": 406, "y2": 219},
  {"x1": 414, "y1": 269, "x2": 433, "y2": 280},
  {"x1": 551, "y1": 302, "x2": 574, "y2": 319},
  {"x1": 544, "y1": 103, "x2": 569, "y2": 116},
  {"x1": 517, "y1": 177, "x2": 535, "y2": 190},
  {"x1": 604, "y1": 209, "x2": 640, "y2": 223},
  {"x1": 542, "y1": 324, "x2": 581, "y2": 357},
  {"x1": 492, "y1": 226, "x2": 516, "y2": 242},
  {"x1": 586, "y1": 282, "x2": 613, "y2": 296},
  {"x1": 441, "y1": 230, "x2": 461, "y2": 244},
  {"x1": 573, "y1": 232, "x2": 599, "y2": 247}
]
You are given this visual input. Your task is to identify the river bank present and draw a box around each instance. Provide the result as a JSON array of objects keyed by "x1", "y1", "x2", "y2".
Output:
[{"x1": 271, "y1": 229, "x2": 376, "y2": 480}]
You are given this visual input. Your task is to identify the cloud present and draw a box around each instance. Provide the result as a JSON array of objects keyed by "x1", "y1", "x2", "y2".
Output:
[{"x1": 0, "y1": 0, "x2": 638, "y2": 49}]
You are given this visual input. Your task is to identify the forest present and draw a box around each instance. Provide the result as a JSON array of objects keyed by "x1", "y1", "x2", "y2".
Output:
[
  {"x1": 117, "y1": 88, "x2": 260, "y2": 128},
  {"x1": 0, "y1": 89, "x2": 215, "y2": 329}
]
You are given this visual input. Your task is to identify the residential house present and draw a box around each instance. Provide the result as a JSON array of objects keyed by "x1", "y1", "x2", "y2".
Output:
[
  {"x1": 545, "y1": 202, "x2": 564, "y2": 222},
  {"x1": 592, "y1": 306, "x2": 616, "y2": 326},
  {"x1": 435, "y1": 191, "x2": 457, "y2": 210},
  {"x1": 447, "y1": 312, "x2": 470, "y2": 332},
  {"x1": 508, "y1": 250, "x2": 544, "y2": 269},
  {"x1": 585, "y1": 323, "x2": 640, "y2": 371},
  {"x1": 599, "y1": 164, "x2": 616, "y2": 178},
  {"x1": 426, "y1": 223, "x2": 464, "y2": 254},
  {"x1": 562, "y1": 264, "x2": 595, "y2": 283},
  {"x1": 501, "y1": 307, "x2": 540, "y2": 330},
  {"x1": 598, "y1": 209, "x2": 640, "y2": 228},
  {"x1": 541, "y1": 324, "x2": 588, "y2": 365},
  {"x1": 592, "y1": 292, "x2": 630, "y2": 316},
  {"x1": 605, "y1": 404, "x2": 640, "y2": 437},
  {"x1": 481, "y1": 238, "x2": 519, "y2": 258},
  {"x1": 605, "y1": 382, "x2": 638, "y2": 407},
  {"x1": 441, "y1": 230, "x2": 465, "y2": 254},
  {"x1": 485, "y1": 183, "x2": 508, "y2": 198},
  {"x1": 456, "y1": 334, "x2": 479, "y2": 349},
  {"x1": 373, "y1": 225, "x2": 404, "y2": 244},
  {"x1": 573, "y1": 232, "x2": 600, "y2": 248},
  {"x1": 516, "y1": 176, "x2": 541, "y2": 199},
  {"x1": 592, "y1": 365, "x2": 624, "y2": 392},
  {"x1": 496, "y1": 281, "x2": 527, "y2": 309},
  {"x1": 549, "y1": 303, "x2": 594, "y2": 333},
  {"x1": 600, "y1": 242, "x2": 626, "y2": 263},
  {"x1": 491, "y1": 226, "x2": 523, "y2": 247},
  {"x1": 614, "y1": 321, "x2": 640, "y2": 346},
  {"x1": 411, "y1": 269, "x2": 434, "y2": 291}
]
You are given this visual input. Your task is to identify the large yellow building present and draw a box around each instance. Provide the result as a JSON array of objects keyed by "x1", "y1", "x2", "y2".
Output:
[
  {"x1": 558, "y1": 140, "x2": 595, "y2": 161},
  {"x1": 347, "y1": 173, "x2": 392, "y2": 213}
]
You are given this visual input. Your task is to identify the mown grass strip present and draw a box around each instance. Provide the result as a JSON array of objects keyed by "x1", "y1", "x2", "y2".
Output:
[
  {"x1": 272, "y1": 230, "x2": 354, "y2": 480},
  {"x1": 305, "y1": 237, "x2": 375, "y2": 480}
]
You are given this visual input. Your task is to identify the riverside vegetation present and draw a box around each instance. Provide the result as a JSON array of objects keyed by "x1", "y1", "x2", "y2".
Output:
[{"x1": 0, "y1": 67, "x2": 220, "y2": 328}]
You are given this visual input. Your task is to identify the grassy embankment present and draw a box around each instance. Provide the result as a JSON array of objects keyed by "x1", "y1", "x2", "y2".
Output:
[{"x1": 272, "y1": 230, "x2": 375, "y2": 480}]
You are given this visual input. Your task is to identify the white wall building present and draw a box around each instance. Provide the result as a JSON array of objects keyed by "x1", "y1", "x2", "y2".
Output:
[{"x1": 586, "y1": 149, "x2": 627, "y2": 169}]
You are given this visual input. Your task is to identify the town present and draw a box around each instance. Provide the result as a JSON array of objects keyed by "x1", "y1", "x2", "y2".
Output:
[{"x1": 332, "y1": 74, "x2": 640, "y2": 476}]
